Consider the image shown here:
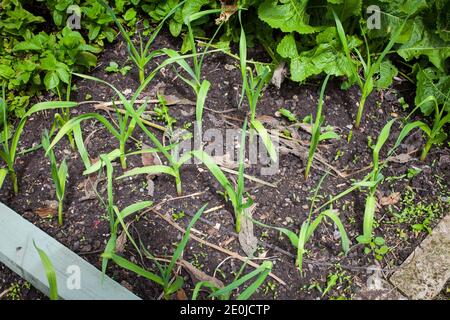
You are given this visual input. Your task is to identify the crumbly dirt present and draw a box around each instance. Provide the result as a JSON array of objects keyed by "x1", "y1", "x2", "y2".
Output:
[{"x1": 0, "y1": 30, "x2": 449, "y2": 300}]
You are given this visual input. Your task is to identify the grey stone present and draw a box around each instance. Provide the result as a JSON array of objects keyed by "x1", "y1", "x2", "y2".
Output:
[{"x1": 390, "y1": 214, "x2": 450, "y2": 300}]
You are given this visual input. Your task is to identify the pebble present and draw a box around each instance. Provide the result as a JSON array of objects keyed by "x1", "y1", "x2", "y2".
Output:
[
  {"x1": 81, "y1": 244, "x2": 92, "y2": 252},
  {"x1": 93, "y1": 240, "x2": 101, "y2": 250}
]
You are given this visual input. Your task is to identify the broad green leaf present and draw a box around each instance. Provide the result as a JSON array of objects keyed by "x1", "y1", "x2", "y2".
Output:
[
  {"x1": 40, "y1": 54, "x2": 57, "y2": 71},
  {"x1": 44, "y1": 71, "x2": 59, "y2": 90},
  {"x1": 196, "y1": 79, "x2": 210, "y2": 132},
  {"x1": 397, "y1": 17, "x2": 450, "y2": 72},
  {"x1": 374, "y1": 60, "x2": 398, "y2": 89},
  {"x1": 415, "y1": 67, "x2": 450, "y2": 115},
  {"x1": 73, "y1": 124, "x2": 91, "y2": 170},
  {"x1": 258, "y1": 0, "x2": 316, "y2": 34},
  {"x1": 0, "y1": 65, "x2": 15, "y2": 79},
  {"x1": 276, "y1": 30, "x2": 358, "y2": 82}
]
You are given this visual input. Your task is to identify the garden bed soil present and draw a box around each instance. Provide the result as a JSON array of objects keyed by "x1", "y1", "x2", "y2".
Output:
[{"x1": 1, "y1": 30, "x2": 449, "y2": 300}]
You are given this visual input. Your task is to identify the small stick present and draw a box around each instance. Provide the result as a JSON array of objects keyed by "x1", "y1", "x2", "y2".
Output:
[
  {"x1": 204, "y1": 107, "x2": 237, "y2": 114},
  {"x1": 153, "y1": 191, "x2": 207, "y2": 209},
  {"x1": 0, "y1": 288, "x2": 11, "y2": 299},
  {"x1": 342, "y1": 149, "x2": 419, "y2": 178},
  {"x1": 204, "y1": 205, "x2": 225, "y2": 214},
  {"x1": 219, "y1": 166, "x2": 278, "y2": 188}
]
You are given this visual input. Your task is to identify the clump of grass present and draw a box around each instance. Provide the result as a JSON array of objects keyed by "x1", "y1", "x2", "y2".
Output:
[
  {"x1": 42, "y1": 130, "x2": 69, "y2": 225},
  {"x1": 305, "y1": 74, "x2": 340, "y2": 179},
  {"x1": 98, "y1": 0, "x2": 185, "y2": 83},
  {"x1": 94, "y1": 154, "x2": 152, "y2": 276},
  {"x1": 67, "y1": 49, "x2": 215, "y2": 194},
  {"x1": 355, "y1": 118, "x2": 421, "y2": 245},
  {"x1": 190, "y1": 120, "x2": 252, "y2": 232},
  {"x1": 254, "y1": 173, "x2": 350, "y2": 274},
  {"x1": 46, "y1": 73, "x2": 150, "y2": 170},
  {"x1": 161, "y1": 9, "x2": 226, "y2": 138},
  {"x1": 333, "y1": 11, "x2": 407, "y2": 128},
  {"x1": 0, "y1": 83, "x2": 77, "y2": 193},
  {"x1": 404, "y1": 95, "x2": 450, "y2": 161},
  {"x1": 103, "y1": 203, "x2": 208, "y2": 299},
  {"x1": 238, "y1": 11, "x2": 277, "y2": 162},
  {"x1": 192, "y1": 260, "x2": 273, "y2": 300}
]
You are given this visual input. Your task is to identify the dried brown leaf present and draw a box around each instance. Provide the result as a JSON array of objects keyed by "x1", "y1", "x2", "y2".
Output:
[
  {"x1": 141, "y1": 144, "x2": 162, "y2": 196},
  {"x1": 380, "y1": 192, "x2": 401, "y2": 206},
  {"x1": 35, "y1": 200, "x2": 58, "y2": 219},
  {"x1": 79, "y1": 174, "x2": 106, "y2": 201},
  {"x1": 271, "y1": 62, "x2": 287, "y2": 89},
  {"x1": 180, "y1": 259, "x2": 224, "y2": 288},
  {"x1": 238, "y1": 201, "x2": 258, "y2": 257},
  {"x1": 176, "y1": 289, "x2": 188, "y2": 300},
  {"x1": 390, "y1": 153, "x2": 412, "y2": 164},
  {"x1": 115, "y1": 231, "x2": 127, "y2": 253},
  {"x1": 141, "y1": 144, "x2": 162, "y2": 167}
]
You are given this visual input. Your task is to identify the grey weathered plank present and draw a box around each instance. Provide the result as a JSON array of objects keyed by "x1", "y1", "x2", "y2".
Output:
[
  {"x1": 390, "y1": 214, "x2": 450, "y2": 299},
  {"x1": 0, "y1": 202, "x2": 141, "y2": 300}
]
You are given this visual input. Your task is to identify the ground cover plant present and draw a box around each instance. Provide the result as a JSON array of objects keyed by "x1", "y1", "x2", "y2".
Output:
[{"x1": 0, "y1": 0, "x2": 449, "y2": 302}]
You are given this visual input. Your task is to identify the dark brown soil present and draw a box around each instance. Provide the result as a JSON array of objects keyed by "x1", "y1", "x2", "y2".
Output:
[{"x1": 1, "y1": 30, "x2": 449, "y2": 300}]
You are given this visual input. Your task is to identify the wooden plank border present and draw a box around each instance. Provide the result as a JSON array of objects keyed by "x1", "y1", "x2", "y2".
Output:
[{"x1": 0, "y1": 202, "x2": 141, "y2": 300}]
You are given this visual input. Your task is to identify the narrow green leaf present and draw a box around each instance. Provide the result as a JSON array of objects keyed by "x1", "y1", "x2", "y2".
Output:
[
  {"x1": 34, "y1": 242, "x2": 58, "y2": 300},
  {"x1": 363, "y1": 195, "x2": 376, "y2": 238},
  {"x1": 251, "y1": 119, "x2": 278, "y2": 162},
  {"x1": 0, "y1": 168, "x2": 8, "y2": 190},
  {"x1": 83, "y1": 149, "x2": 121, "y2": 175},
  {"x1": 168, "y1": 203, "x2": 208, "y2": 275},
  {"x1": 108, "y1": 253, "x2": 165, "y2": 286},
  {"x1": 237, "y1": 261, "x2": 272, "y2": 300}
]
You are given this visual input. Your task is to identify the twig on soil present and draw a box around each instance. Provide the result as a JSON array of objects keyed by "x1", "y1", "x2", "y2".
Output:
[
  {"x1": 78, "y1": 249, "x2": 104, "y2": 256},
  {"x1": 153, "y1": 191, "x2": 207, "y2": 209},
  {"x1": 94, "y1": 104, "x2": 167, "y2": 132},
  {"x1": 205, "y1": 205, "x2": 225, "y2": 214},
  {"x1": 0, "y1": 288, "x2": 11, "y2": 299},
  {"x1": 343, "y1": 149, "x2": 419, "y2": 178},
  {"x1": 219, "y1": 166, "x2": 278, "y2": 188},
  {"x1": 204, "y1": 107, "x2": 237, "y2": 114},
  {"x1": 83, "y1": 128, "x2": 101, "y2": 147},
  {"x1": 151, "y1": 208, "x2": 287, "y2": 286},
  {"x1": 78, "y1": 96, "x2": 195, "y2": 108}
]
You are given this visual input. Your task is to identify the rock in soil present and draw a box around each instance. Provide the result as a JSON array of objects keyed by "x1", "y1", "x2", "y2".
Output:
[{"x1": 389, "y1": 214, "x2": 450, "y2": 299}]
